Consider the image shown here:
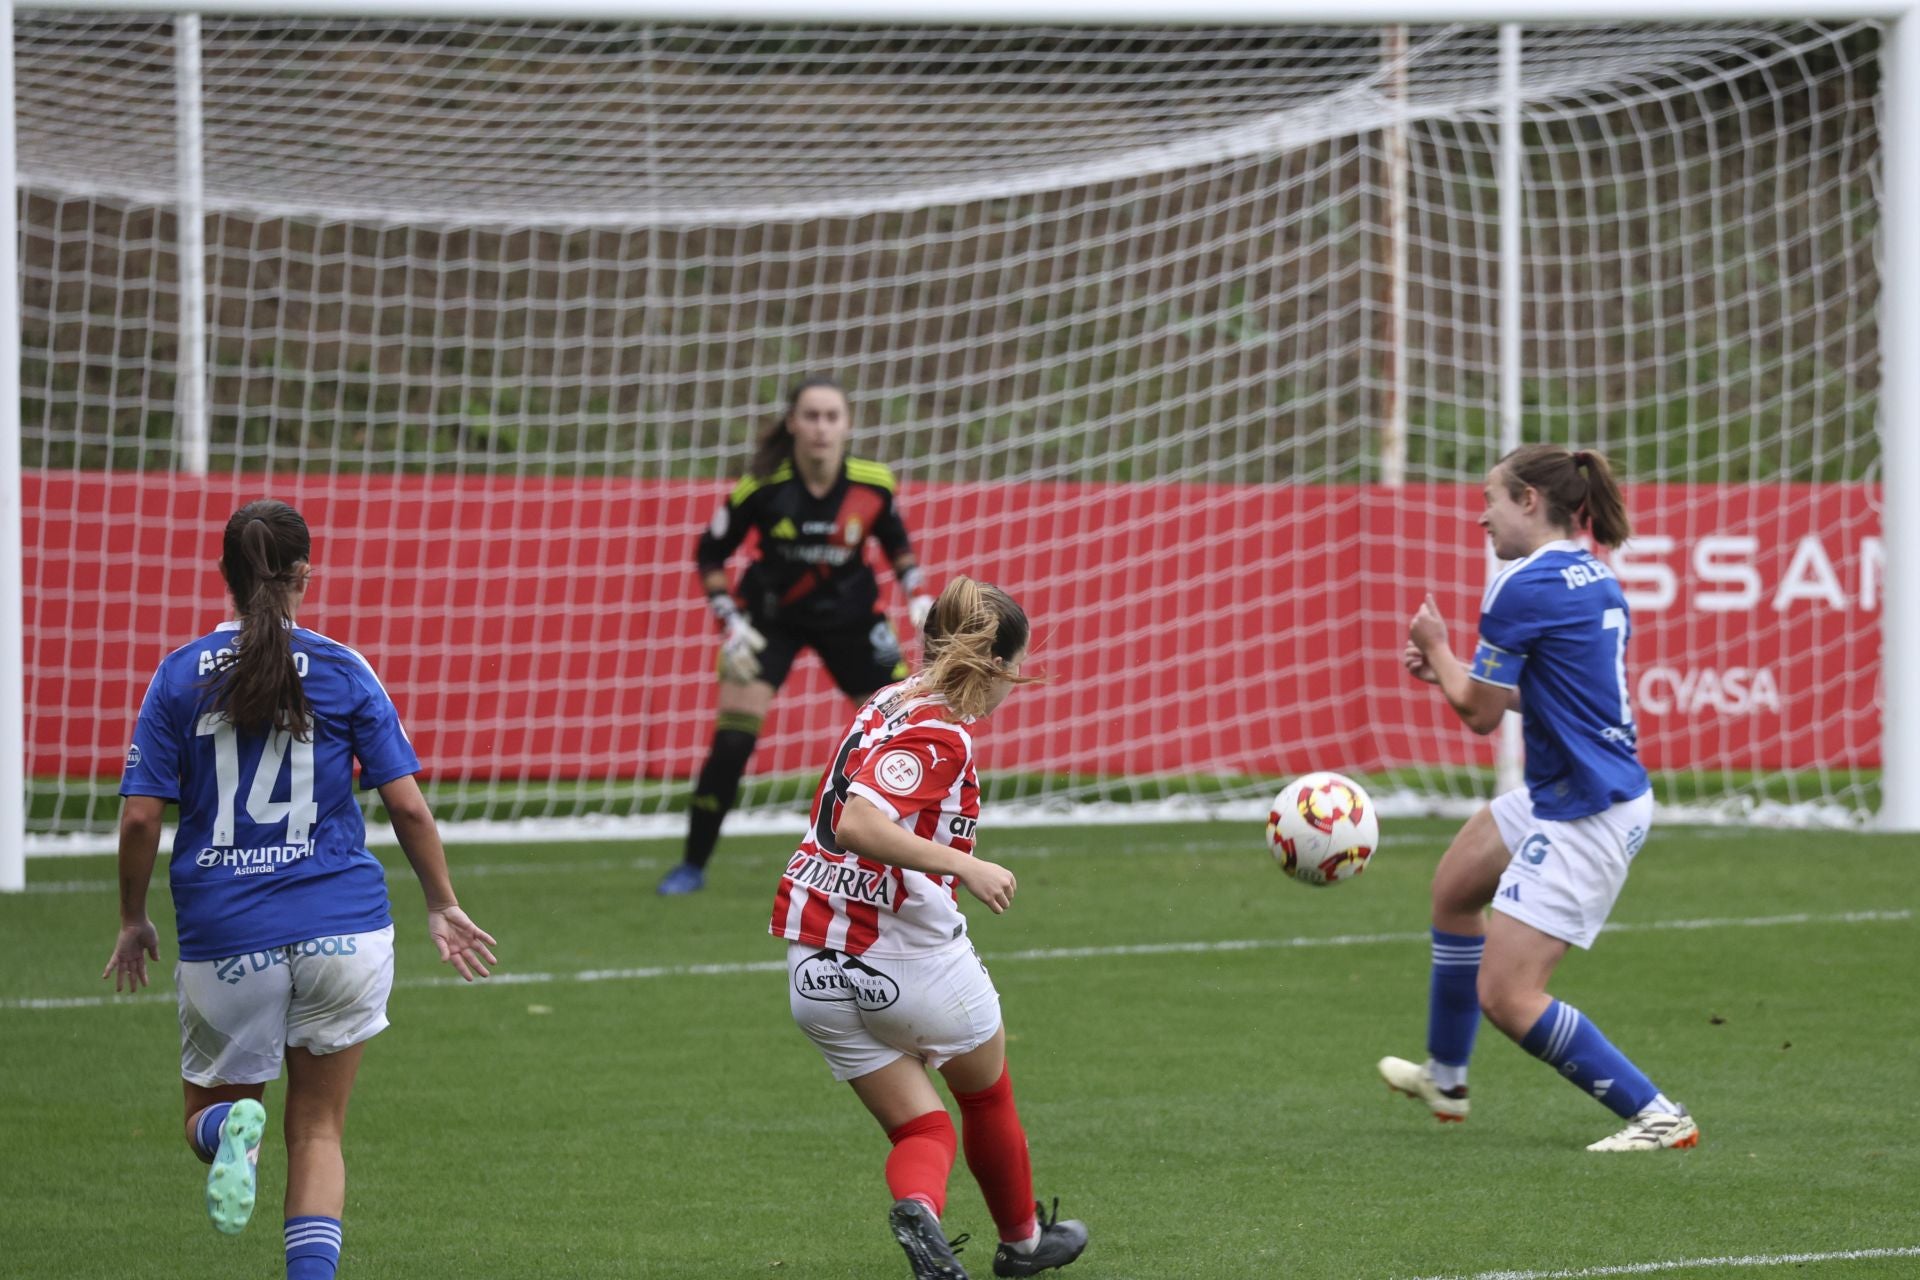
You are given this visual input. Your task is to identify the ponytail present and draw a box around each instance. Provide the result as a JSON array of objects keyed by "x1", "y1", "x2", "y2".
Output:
[
  {"x1": 921, "y1": 575, "x2": 1036, "y2": 720},
  {"x1": 210, "y1": 499, "x2": 314, "y2": 739},
  {"x1": 1570, "y1": 449, "x2": 1632, "y2": 548},
  {"x1": 1499, "y1": 444, "x2": 1634, "y2": 549},
  {"x1": 748, "y1": 375, "x2": 847, "y2": 479}
]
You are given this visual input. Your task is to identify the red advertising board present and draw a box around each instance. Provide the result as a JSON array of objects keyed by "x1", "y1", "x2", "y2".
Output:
[{"x1": 24, "y1": 472, "x2": 1881, "y2": 783}]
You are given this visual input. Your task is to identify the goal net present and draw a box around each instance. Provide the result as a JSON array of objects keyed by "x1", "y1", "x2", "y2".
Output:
[{"x1": 15, "y1": 16, "x2": 1887, "y2": 846}]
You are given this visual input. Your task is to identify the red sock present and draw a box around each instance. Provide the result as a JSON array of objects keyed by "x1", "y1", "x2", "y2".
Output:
[
  {"x1": 953, "y1": 1065, "x2": 1038, "y2": 1243},
  {"x1": 885, "y1": 1110, "x2": 957, "y2": 1218}
]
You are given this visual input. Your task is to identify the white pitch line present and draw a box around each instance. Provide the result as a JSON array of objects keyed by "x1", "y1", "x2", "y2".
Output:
[
  {"x1": 4, "y1": 907, "x2": 1907, "y2": 1012},
  {"x1": 7, "y1": 838, "x2": 1256, "y2": 895},
  {"x1": 17, "y1": 855, "x2": 668, "y2": 895},
  {"x1": 1405, "y1": 1244, "x2": 1920, "y2": 1280}
]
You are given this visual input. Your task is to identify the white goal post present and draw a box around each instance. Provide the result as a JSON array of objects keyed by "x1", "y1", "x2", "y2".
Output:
[{"x1": 1, "y1": 1, "x2": 1916, "y2": 890}]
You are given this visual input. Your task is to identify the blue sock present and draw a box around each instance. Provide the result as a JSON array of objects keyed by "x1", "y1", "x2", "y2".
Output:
[
  {"x1": 1520, "y1": 1000, "x2": 1660, "y2": 1119},
  {"x1": 285, "y1": 1216, "x2": 342, "y2": 1280},
  {"x1": 1426, "y1": 928, "x2": 1484, "y2": 1081},
  {"x1": 190, "y1": 1102, "x2": 233, "y2": 1163}
]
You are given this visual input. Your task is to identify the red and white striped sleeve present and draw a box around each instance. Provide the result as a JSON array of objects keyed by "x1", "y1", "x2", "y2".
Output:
[{"x1": 844, "y1": 724, "x2": 968, "y2": 821}]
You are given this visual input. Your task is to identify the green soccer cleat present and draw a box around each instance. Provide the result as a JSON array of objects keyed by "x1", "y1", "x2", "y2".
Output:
[{"x1": 206, "y1": 1098, "x2": 266, "y2": 1236}]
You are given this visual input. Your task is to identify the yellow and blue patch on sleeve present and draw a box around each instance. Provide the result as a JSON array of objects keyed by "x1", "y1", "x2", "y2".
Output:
[{"x1": 1468, "y1": 640, "x2": 1523, "y2": 689}]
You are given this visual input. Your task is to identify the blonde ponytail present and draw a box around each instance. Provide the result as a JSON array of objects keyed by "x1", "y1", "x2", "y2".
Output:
[{"x1": 922, "y1": 575, "x2": 1035, "y2": 719}]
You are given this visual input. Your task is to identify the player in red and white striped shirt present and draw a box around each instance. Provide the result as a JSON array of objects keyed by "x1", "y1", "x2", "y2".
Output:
[{"x1": 772, "y1": 577, "x2": 1088, "y2": 1280}]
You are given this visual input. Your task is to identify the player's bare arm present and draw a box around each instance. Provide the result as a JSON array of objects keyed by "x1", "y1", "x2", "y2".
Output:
[
  {"x1": 836, "y1": 794, "x2": 1016, "y2": 913},
  {"x1": 1408, "y1": 593, "x2": 1509, "y2": 735}
]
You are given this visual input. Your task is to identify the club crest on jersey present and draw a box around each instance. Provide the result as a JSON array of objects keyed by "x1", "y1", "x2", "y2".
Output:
[
  {"x1": 793, "y1": 949, "x2": 899, "y2": 1010},
  {"x1": 844, "y1": 516, "x2": 863, "y2": 546},
  {"x1": 875, "y1": 750, "x2": 923, "y2": 794}
]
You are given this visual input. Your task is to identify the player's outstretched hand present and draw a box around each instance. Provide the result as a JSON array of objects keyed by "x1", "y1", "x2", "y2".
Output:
[
  {"x1": 719, "y1": 616, "x2": 768, "y2": 683},
  {"x1": 1402, "y1": 639, "x2": 1439, "y2": 685},
  {"x1": 101, "y1": 919, "x2": 160, "y2": 992},
  {"x1": 959, "y1": 858, "x2": 1017, "y2": 914},
  {"x1": 428, "y1": 905, "x2": 498, "y2": 981},
  {"x1": 1408, "y1": 593, "x2": 1449, "y2": 656}
]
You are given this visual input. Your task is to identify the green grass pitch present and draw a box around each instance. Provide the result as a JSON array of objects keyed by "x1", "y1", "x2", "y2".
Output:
[{"x1": 2, "y1": 820, "x2": 1916, "y2": 1279}]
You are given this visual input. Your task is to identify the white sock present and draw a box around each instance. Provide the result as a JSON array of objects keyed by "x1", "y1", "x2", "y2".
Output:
[
  {"x1": 1002, "y1": 1226, "x2": 1041, "y2": 1256},
  {"x1": 1429, "y1": 1059, "x2": 1467, "y2": 1092},
  {"x1": 1645, "y1": 1092, "x2": 1683, "y2": 1116}
]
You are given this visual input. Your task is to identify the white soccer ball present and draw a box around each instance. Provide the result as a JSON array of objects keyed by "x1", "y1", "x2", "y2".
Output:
[{"x1": 1266, "y1": 771, "x2": 1379, "y2": 886}]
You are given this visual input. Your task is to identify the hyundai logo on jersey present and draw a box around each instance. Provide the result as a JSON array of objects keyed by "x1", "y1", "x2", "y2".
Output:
[{"x1": 196, "y1": 844, "x2": 317, "y2": 877}]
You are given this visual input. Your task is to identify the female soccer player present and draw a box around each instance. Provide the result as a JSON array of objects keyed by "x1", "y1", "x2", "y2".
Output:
[
  {"x1": 771, "y1": 576, "x2": 1089, "y2": 1279},
  {"x1": 1381, "y1": 444, "x2": 1698, "y2": 1152},
  {"x1": 659, "y1": 376, "x2": 936, "y2": 895},
  {"x1": 102, "y1": 499, "x2": 497, "y2": 1278}
]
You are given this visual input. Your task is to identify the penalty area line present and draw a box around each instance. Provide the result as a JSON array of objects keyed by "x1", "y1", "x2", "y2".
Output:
[{"x1": 1405, "y1": 1244, "x2": 1920, "y2": 1280}]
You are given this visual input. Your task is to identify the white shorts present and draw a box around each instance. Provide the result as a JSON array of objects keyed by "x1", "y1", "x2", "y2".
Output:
[
  {"x1": 1489, "y1": 788, "x2": 1654, "y2": 950},
  {"x1": 174, "y1": 925, "x2": 396, "y2": 1086},
  {"x1": 787, "y1": 938, "x2": 1002, "y2": 1083}
]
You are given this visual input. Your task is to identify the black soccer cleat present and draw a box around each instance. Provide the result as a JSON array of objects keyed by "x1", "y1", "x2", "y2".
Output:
[
  {"x1": 888, "y1": 1198, "x2": 971, "y2": 1280},
  {"x1": 991, "y1": 1199, "x2": 1088, "y2": 1277}
]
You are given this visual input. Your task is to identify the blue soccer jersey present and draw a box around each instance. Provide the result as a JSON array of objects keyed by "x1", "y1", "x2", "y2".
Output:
[
  {"x1": 119, "y1": 622, "x2": 420, "y2": 962},
  {"x1": 1468, "y1": 540, "x2": 1650, "y2": 821}
]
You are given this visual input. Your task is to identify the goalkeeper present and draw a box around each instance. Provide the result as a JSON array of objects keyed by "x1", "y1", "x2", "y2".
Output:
[{"x1": 658, "y1": 377, "x2": 936, "y2": 895}]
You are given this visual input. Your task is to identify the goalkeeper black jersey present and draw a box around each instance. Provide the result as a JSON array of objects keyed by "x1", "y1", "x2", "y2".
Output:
[{"x1": 696, "y1": 456, "x2": 912, "y2": 627}]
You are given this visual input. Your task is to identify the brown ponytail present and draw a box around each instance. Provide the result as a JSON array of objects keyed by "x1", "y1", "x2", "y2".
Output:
[
  {"x1": 1499, "y1": 444, "x2": 1634, "y2": 549},
  {"x1": 921, "y1": 576, "x2": 1036, "y2": 720},
  {"x1": 211, "y1": 499, "x2": 314, "y2": 738}
]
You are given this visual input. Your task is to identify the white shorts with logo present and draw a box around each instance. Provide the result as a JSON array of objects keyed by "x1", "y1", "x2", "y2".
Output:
[
  {"x1": 174, "y1": 925, "x2": 396, "y2": 1086},
  {"x1": 787, "y1": 937, "x2": 1002, "y2": 1082},
  {"x1": 1489, "y1": 788, "x2": 1653, "y2": 950}
]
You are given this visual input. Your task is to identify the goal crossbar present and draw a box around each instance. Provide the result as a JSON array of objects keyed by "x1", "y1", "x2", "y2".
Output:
[{"x1": 13, "y1": 1, "x2": 1920, "y2": 20}]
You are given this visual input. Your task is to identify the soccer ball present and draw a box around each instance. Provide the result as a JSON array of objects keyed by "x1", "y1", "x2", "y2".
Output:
[{"x1": 1266, "y1": 772, "x2": 1379, "y2": 886}]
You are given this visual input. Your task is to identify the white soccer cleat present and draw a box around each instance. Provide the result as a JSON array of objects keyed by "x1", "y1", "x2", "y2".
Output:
[
  {"x1": 1378, "y1": 1056, "x2": 1469, "y2": 1123},
  {"x1": 1586, "y1": 1104, "x2": 1700, "y2": 1152}
]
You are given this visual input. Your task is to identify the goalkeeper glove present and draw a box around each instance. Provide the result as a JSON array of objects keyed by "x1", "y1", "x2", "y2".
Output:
[
  {"x1": 709, "y1": 593, "x2": 767, "y2": 684},
  {"x1": 899, "y1": 566, "x2": 935, "y2": 633}
]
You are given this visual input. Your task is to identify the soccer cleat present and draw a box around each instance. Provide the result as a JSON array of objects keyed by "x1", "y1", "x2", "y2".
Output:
[
  {"x1": 1586, "y1": 1104, "x2": 1700, "y2": 1152},
  {"x1": 655, "y1": 862, "x2": 706, "y2": 895},
  {"x1": 888, "y1": 1199, "x2": 970, "y2": 1279},
  {"x1": 1378, "y1": 1056, "x2": 1470, "y2": 1122},
  {"x1": 992, "y1": 1199, "x2": 1089, "y2": 1277},
  {"x1": 205, "y1": 1098, "x2": 266, "y2": 1236}
]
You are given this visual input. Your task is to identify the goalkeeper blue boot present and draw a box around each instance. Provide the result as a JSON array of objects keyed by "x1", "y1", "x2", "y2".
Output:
[
  {"x1": 656, "y1": 862, "x2": 706, "y2": 895},
  {"x1": 206, "y1": 1098, "x2": 266, "y2": 1236}
]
